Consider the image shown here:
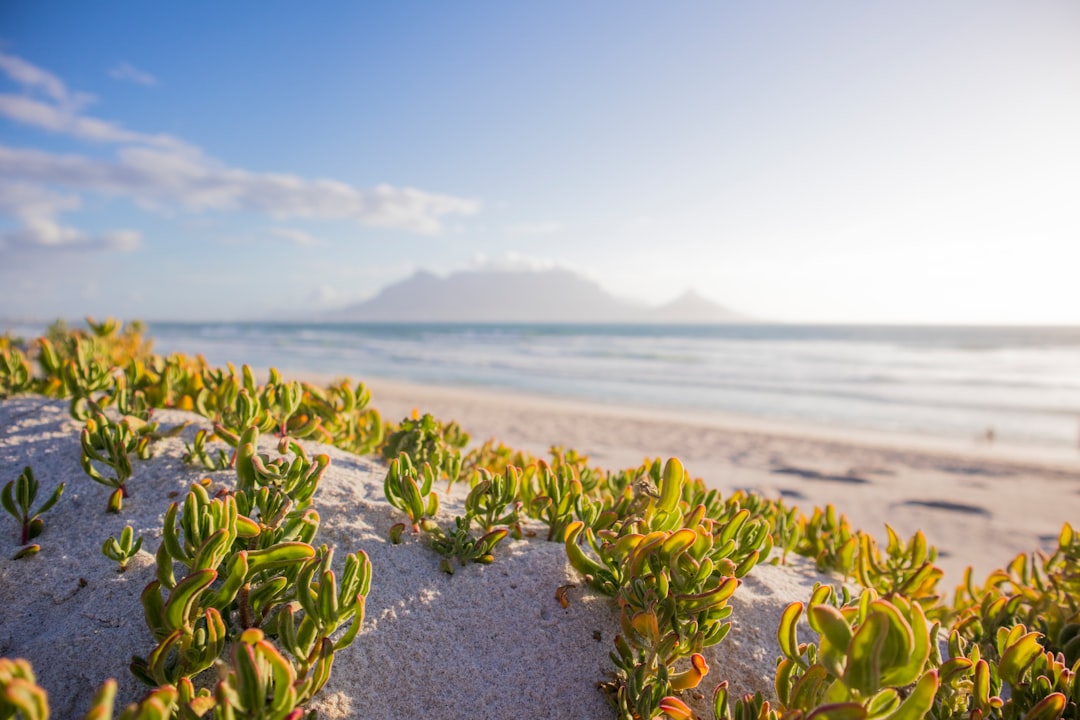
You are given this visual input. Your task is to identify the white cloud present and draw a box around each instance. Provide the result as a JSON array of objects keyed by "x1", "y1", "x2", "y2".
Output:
[
  {"x1": 0, "y1": 181, "x2": 141, "y2": 253},
  {"x1": 0, "y1": 51, "x2": 77, "y2": 105},
  {"x1": 507, "y1": 221, "x2": 562, "y2": 236},
  {"x1": 0, "y1": 145, "x2": 479, "y2": 234},
  {"x1": 0, "y1": 95, "x2": 187, "y2": 148},
  {"x1": 311, "y1": 284, "x2": 344, "y2": 306},
  {"x1": 109, "y1": 62, "x2": 157, "y2": 87},
  {"x1": 270, "y1": 227, "x2": 318, "y2": 246},
  {"x1": 0, "y1": 51, "x2": 480, "y2": 249},
  {"x1": 0, "y1": 52, "x2": 194, "y2": 152},
  {"x1": 468, "y1": 251, "x2": 561, "y2": 273}
]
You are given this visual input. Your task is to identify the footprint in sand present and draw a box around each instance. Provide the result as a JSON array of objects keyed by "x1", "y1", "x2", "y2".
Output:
[
  {"x1": 770, "y1": 465, "x2": 871, "y2": 485},
  {"x1": 936, "y1": 463, "x2": 1014, "y2": 479},
  {"x1": 897, "y1": 499, "x2": 991, "y2": 518}
]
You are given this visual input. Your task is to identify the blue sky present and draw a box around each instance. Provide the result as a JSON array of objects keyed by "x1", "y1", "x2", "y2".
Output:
[{"x1": 1, "y1": 1, "x2": 1078, "y2": 323}]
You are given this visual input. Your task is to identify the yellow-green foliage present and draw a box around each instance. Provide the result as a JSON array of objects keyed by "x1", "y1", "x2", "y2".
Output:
[
  {"x1": 0, "y1": 657, "x2": 49, "y2": 720},
  {"x1": 2, "y1": 466, "x2": 64, "y2": 546},
  {"x1": 0, "y1": 339, "x2": 34, "y2": 399},
  {"x1": 382, "y1": 412, "x2": 467, "y2": 487},
  {"x1": 3, "y1": 318, "x2": 1078, "y2": 720}
]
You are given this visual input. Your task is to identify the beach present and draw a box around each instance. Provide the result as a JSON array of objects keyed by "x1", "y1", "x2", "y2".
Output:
[
  {"x1": 360, "y1": 375, "x2": 1080, "y2": 590},
  {"x1": 2, "y1": 376, "x2": 1078, "y2": 715}
]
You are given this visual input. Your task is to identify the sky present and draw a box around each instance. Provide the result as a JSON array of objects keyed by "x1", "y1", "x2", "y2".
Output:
[{"x1": 0, "y1": 1, "x2": 1078, "y2": 324}]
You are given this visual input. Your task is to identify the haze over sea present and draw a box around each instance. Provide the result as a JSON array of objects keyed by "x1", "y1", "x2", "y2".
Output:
[{"x1": 97, "y1": 322, "x2": 1080, "y2": 452}]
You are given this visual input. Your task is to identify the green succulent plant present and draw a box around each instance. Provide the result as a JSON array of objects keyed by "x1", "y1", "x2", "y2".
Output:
[
  {"x1": 854, "y1": 526, "x2": 942, "y2": 612},
  {"x1": 80, "y1": 413, "x2": 144, "y2": 512},
  {"x1": 0, "y1": 344, "x2": 34, "y2": 399},
  {"x1": 382, "y1": 412, "x2": 466, "y2": 486},
  {"x1": 57, "y1": 336, "x2": 123, "y2": 421},
  {"x1": 776, "y1": 588, "x2": 936, "y2": 709},
  {"x1": 101, "y1": 525, "x2": 143, "y2": 572},
  {"x1": 11, "y1": 317, "x2": 1080, "y2": 720},
  {"x1": 193, "y1": 363, "x2": 242, "y2": 427},
  {"x1": 464, "y1": 466, "x2": 522, "y2": 533},
  {"x1": 136, "y1": 480, "x2": 312, "y2": 686},
  {"x1": 427, "y1": 515, "x2": 509, "y2": 574},
  {"x1": 302, "y1": 378, "x2": 383, "y2": 455},
  {"x1": 257, "y1": 370, "x2": 323, "y2": 440},
  {"x1": 383, "y1": 453, "x2": 440, "y2": 533},
  {"x1": 562, "y1": 458, "x2": 771, "y2": 720},
  {"x1": 131, "y1": 417, "x2": 369, "y2": 699},
  {"x1": 953, "y1": 522, "x2": 1080, "y2": 663},
  {"x1": 523, "y1": 461, "x2": 583, "y2": 542},
  {"x1": 2, "y1": 466, "x2": 64, "y2": 546},
  {"x1": 11, "y1": 544, "x2": 40, "y2": 560},
  {"x1": 234, "y1": 426, "x2": 329, "y2": 506},
  {"x1": 0, "y1": 657, "x2": 49, "y2": 720},
  {"x1": 181, "y1": 428, "x2": 231, "y2": 471}
]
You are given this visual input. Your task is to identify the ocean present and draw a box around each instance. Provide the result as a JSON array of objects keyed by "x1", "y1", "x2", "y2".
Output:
[
  {"x1": 5, "y1": 321, "x2": 1079, "y2": 451},
  {"x1": 118, "y1": 322, "x2": 1079, "y2": 452}
]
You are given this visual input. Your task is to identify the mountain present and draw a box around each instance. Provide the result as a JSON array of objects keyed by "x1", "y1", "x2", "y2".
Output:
[
  {"x1": 651, "y1": 290, "x2": 741, "y2": 323},
  {"x1": 323, "y1": 268, "x2": 750, "y2": 323}
]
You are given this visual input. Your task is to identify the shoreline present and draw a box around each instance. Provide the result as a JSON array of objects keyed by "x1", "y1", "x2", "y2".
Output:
[
  {"x1": 286, "y1": 369, "x2": 1080, "y2": 590},
  {"x1": 295, "y1": 370, "x2": 1080, "y2": 472}
]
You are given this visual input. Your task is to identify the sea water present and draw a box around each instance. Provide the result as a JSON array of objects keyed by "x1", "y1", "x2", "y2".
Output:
[{"x1": 116, "y1": 322, "x2": 1080, "y2": 451}]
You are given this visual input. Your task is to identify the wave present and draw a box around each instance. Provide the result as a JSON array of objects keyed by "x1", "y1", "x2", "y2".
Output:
[{"x1": 132, "y1": 321, "x2": 1080, "y2": 449}]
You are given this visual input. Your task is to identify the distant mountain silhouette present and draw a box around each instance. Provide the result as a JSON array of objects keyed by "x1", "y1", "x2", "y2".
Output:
[{"x1": 323, "y1": 268, "x2": 750, "y2": 323}]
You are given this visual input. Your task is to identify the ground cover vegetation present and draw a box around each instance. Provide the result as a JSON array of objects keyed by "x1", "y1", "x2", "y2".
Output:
[{"x1": 0, "y1": 319, "x2": 1077, "y2": 720}]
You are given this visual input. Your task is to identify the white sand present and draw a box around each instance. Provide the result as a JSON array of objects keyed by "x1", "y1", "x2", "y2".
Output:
[
  {"x1": 4, "y1": 375, "x2": 1078, "y2": 718},
  {"x1": 0, "y1": 396, "x2": 832, "y2": 718}
]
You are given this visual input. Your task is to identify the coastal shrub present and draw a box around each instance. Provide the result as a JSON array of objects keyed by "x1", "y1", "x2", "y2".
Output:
[
  {"x1": 0, "y1": 341, "x2": 34, "y2": 399},
  {"x1": 952, "y1": 522, "x2": 1080, "y2": 663},
  {"x1": 461, "y1": 437, "x2": 535, "y2": 476},
  {"x1": 0, "y1": 657, "x2": 48, "y2": 719},
  {"x1": 6, "y1": 317, "x2": 1080, "y2": 720},
  {"x1": 465, "y1": 465, "x2": 523, "y2": 533},
  {"x1": 80, "y1": 413, "x2": 147, "y2": 512},
  {"x1": 134, "y1": 424, "x2": 370, "y2": 713},
  {"x1": 301, "y1": 378, "x2": 383, "y2": 455},
  {"x1": 2, "y1": 466, "x2": 63, "y2": 546},
  {"x1": 565, "y1": 458, "x2": 771, "y2": 719},
  {"x1": 772, "y1": 586, "x2": 937, "y2": 720},
  {"x1": 382, "y1": 412, "x2": 466, "y2": 487},
  {"x1": 383, "y1": 455, "x2": 518, "y2": 573},
  {"x1": 383, "y1": 453, "x2": 441, "y2": 533},
  {"x1": 523, "y1": 460, "x2": 584, "y2": 541},
  {"x1": 181, "y1": 429, "x2": 231, "y2": 471},
  {"x1": 101, "y1": 525, "x2": 143, "y2": 572}
]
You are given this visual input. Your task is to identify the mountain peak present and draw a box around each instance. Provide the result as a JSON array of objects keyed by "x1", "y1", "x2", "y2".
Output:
[
  {"x1": 324, "y1": 268, "x2": 750, "y2": 323},
  {"x1": 653, "y1": 288, "x2": 745, "y2": 323}
]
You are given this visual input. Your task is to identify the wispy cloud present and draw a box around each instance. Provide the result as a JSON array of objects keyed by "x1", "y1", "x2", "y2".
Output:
[
  {"x1": 0, "y1": 51, "x2": 197, "y2": 151},
  {"x1": 0, "y1": 145, "x2": 479, "y2": 234},
  {"x1": 109, "y1": 62, "x2": 157, "y2": 87},
  {"x1": 0, "y1": 51, "x2": 480, "y2": 252},
  {"x1": 507, "y1": 221, "x2": 562, "y2": 236},
  {"x1": 270, "y1": 227, "x2": 318, "y2": 246},
  {"x1": 0, "y1": 95, "x2": 186, "y2": 148},
  {"x1": 0, "y1": 181, "x2": 140, "y2": 253},
  {"x1": 0, "y1": 51, "x2": 81, "y2": 106},
  {"x1": 469, "y1": 251, "x2": 560, "y2": 273}
]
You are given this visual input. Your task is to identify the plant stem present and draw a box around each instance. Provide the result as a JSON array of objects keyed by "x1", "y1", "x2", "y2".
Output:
[{"x1": 239, "y1": 583, "x2": 253, "y2": 629}]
